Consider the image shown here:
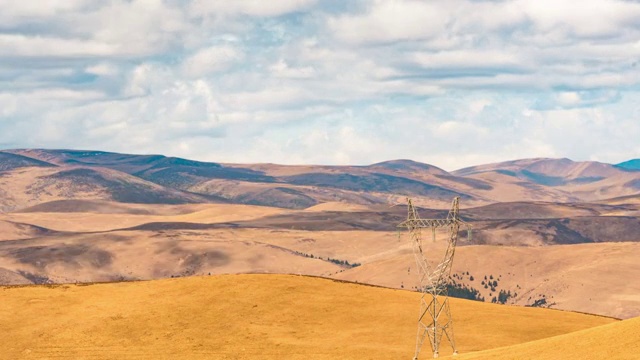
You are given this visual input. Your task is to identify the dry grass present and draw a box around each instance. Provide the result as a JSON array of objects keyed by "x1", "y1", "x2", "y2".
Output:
[
  {"x1": 1, "y1": 274, "x2": 616, "y2": 360},
  {"x1": 303, "y1": 201, "x2": 373, "y2": 212},
  {"x1": 456, "y1": 316, "x2": 640, "y2": 360}
]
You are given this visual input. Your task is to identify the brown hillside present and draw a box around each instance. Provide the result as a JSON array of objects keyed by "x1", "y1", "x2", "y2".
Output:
[
  {"x1": 0, "y1": 166, "x2": 213, "y2": 212},
  {"x1": 0, "y1": 220, "x2": 56, "y2": 241},
  {"x1": 334, "y1": 242, "x2": 640, "y2": 319}
]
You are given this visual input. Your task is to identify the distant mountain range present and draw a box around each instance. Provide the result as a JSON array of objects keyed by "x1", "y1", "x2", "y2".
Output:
[{"x1": 0, "y1": 148, "x2": 639, "y2": 212}]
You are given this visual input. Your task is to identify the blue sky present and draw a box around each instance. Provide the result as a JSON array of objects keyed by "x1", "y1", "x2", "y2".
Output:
[{"x1": 1, "y1": 0, "x2": 640, "y2": 170}]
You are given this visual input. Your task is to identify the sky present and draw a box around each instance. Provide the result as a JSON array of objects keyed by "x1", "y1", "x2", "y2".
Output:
[{"x1": 1, "y1": 0, "x2": 640, "y2": 170}]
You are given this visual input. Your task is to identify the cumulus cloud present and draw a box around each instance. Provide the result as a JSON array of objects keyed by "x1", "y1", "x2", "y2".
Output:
[{"x1": 1, "y1": 0, "x2": 640, "y2": 169}]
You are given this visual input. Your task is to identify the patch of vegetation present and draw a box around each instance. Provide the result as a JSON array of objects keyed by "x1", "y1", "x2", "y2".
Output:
[
  {"x1": 326, "y1": 257, "x2": 361, "y2": 267},
  {"x1": 444, "y1": 281, "x2": 485, "y2": 302},
  {"x1": 528, "y1": 298, "x2": 548, "y2": 307},
  {"x1": 492, "y1": 289, "x2": 515, "y2": 304},
  {"x1": 293, "y1": 250, "x2": 361, "y2": 268},
  {"x1": 526, "y1": 294, "x2": 556, "y2": 308}
]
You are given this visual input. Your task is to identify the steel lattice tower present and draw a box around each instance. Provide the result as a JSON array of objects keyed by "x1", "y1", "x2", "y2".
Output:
[{"x1": 398, "y1": 197, "x2": 471, "y2": 359}]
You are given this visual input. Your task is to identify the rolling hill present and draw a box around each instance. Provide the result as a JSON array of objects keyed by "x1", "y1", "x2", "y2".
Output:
[
  {"x1": 0, "y1": 152, "x2": 56, "y2": 172},
  {"x1": 4, "y1": 149, "x2": 486, "y2": 209},
  {"x1": 0, "y1": 164, "x2": 218, "y2": 212},
  {"x1": 4, "y1": 149, "x2": 640, "y2": 210},
  {"x1": 0, "y1": 274, "x2": 621, "y2": 360},
  {"x1": 458, "y1": 315, "x2": 640, "y2": 360},
  {"x1": 0, "y1": 220, "x2": 56, "y2": 241},
  {"x1": 453, "y1": 158, "x2": 640, "y2": 202}
]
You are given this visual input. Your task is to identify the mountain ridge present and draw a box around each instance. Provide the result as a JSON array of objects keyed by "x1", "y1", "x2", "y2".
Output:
[{"x1": 1, "y1": 149, "x2": 640, "y2": 211}]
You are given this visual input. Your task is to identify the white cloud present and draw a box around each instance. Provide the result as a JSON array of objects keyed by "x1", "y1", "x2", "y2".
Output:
[
  {"x1": 520, "y1": 0, "x2": 640, "y2": 38},
  {"x1": 557, "y1": 92, "x2": 582, "y2": 107},
  {"x1": 85, "y1": 63, "x2": 119, "y2": 76},
  {"x1": 269, "y1": 60, "x2": 316, "y2": 79},
  {"x1": 181, "y1": 45, "x2": 244, "y2": 78},
  {"x1": 469, "y1": 100, "x2": 492, "y2": 115},
  {"x1": 189, "y1": 0, "x2": 318, "y2": 17},
  {"x1": 1, "y1": 0, "x2": 640, "y2": 168},
  {"x1": 328, "y1": 0, "x2": 449, "y2": 44},
  {"x1": 0, "y1": 0, "x2": 89, "y2": 23},
  {"x1": 0, "y1": 34, "x2": 117, "y2": 58},
  {"x1": 411, "y1": 49, "x2": 528, "y2": 71}
]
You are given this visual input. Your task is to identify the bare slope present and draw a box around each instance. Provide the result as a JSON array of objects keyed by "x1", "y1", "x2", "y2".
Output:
[
  {"x1": 333, "y1": 242, "x2": 640, "y2": 319},
  {"x1": 0, "y1": 228, "x2": 346, "y2": 284},
  {"x1": 454, "y1": 158, "x2": 621, "y2": 179},
  {"x1": 454, "y1": 158, "x2": 640, "y2": 202},
  {"x1": 0, "y1": 166, "x2": 214, "y2": 212},
  {"x1": 0, "y1": 274, "x2": 616, "y2": 360},
  {"x1": 0, "y1": 152, "x2": 56, "y2": 171},
  {"x1": 0, "y1": 220, "x2": 56, "y2": 241}
]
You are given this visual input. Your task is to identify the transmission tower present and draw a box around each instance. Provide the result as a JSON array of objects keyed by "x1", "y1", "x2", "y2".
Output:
[{"x1": 398, "y1": 197, "x2": 471, "y2": 359}]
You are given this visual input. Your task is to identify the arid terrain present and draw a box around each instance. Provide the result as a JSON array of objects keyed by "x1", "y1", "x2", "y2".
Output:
[
  {"x1": 1, "y1": 274, "x2": 631, "y2": 360},
  {"x1": 1, "y1": 149, "x2": 640, "y2": 358}
]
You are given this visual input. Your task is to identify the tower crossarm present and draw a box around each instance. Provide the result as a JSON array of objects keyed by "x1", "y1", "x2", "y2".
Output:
[{"x1": 398, "y1": 218, "x2": 469, "y2": 229}]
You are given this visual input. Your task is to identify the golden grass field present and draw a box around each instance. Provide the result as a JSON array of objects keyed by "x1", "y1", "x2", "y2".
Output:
[
  {"x1": 0, "y1": 274, "x2": 625, "y2": 360},
  {"x1": 457, "y1": 316, "x2": 640, "y2": 360}
]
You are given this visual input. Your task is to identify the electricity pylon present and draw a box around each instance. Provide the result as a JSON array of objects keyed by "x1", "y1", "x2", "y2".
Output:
[{"x1": 398, "y1": 197, "x2": 471, "y2": 359}]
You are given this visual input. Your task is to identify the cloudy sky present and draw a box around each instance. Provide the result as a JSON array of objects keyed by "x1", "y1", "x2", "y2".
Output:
[{"x1": 1, "y1": 0, "x2": 640, "y2": 170}]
